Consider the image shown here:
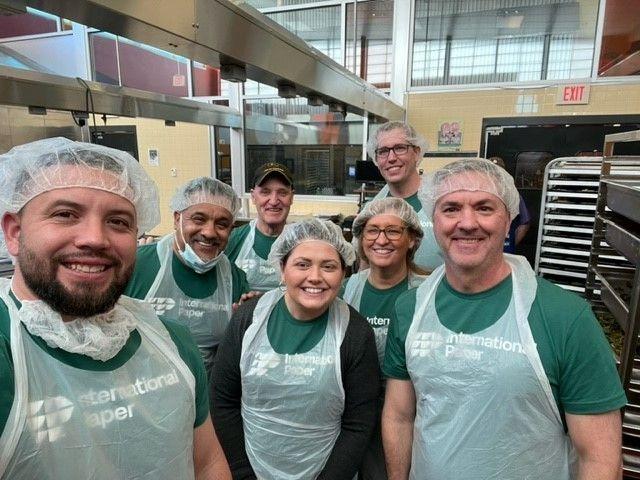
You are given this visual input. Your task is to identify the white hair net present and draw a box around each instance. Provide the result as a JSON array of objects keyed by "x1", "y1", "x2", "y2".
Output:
[
  {"x1": 353, "y1": 197, "x2": 424, "y2": 242},
  {"x1": 269, "y1": 218, "x2": 356, "y2": 267},
  {"x1": 170, "y1": 177, "x2": 241, "y2": 220},
  {"x1": 0, "y1": 137, "x2": 160, "y2": 255},
  {"x1": 366, "y1": 121, "x2": 429, "y2": 164},
  {"x1": 419, "y1": 158, "x2": 520, "y2": 220}
]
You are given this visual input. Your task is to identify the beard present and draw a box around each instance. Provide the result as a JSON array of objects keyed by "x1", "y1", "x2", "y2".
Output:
[{"x1": 17, "y1": 243, "x2": 134, "y2": 318}]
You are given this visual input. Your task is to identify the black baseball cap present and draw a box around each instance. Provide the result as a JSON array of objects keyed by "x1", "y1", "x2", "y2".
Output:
[{"x1": 253, "y1": 163, "x2": 293, "y2": 187}]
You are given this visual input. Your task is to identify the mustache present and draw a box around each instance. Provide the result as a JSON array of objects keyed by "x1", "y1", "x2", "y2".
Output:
[
  {"x1": 190, "y1": 236, "x2": 222, "y2": 248},
  {"x1": 53, "y1": 251, "x2": 121, "y2": 266}
]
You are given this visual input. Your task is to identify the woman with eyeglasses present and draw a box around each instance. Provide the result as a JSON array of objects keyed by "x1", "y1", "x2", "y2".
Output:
[
  {"x1": 212, "y1": 218, "x2": 380, "y2": 480},
  {"x1": 366, "y1": 121, "x2": 442, "y2": 270},
  {"x1": 343, "y1": 197, "x2": 427, "y2": 480}
]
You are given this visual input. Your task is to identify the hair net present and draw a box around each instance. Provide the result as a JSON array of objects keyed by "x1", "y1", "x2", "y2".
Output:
[
  {"x1": 419, "y1": 158, "x2": 520, "y2": 220},
  {"x1": 366, "y1": 121, "x2": 429, "y2": 164},
  {"x1": 269, "y1": 218, "x2": 356, "y2": 267},
  {"x1": 170, "y1": 177, "x2": 241, "y2": 219},
  {"x1": 352, "y1": 197, "x2": 424, "y2": 242},
  {"x1": 0, "y1": 137, "x2": 160, "y2": 254}
]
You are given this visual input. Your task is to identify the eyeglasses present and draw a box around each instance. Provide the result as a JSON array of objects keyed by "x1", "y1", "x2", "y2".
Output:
[
  {"x1": 362, "y1": 226, "x2": 407, "y2": 241},
  {"x1": 375, "y1": 144, "x2": 415, "y2": 159}
]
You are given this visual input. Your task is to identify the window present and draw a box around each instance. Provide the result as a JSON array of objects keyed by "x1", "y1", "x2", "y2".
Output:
[
  {"x1": 89, "y1": 32, "x2": 190, "y2": 96},
  {"x1": 192, "y1": 61, "x2": 221, "y2": 97},
  {"x1": 244, "y1": 97, "x2": 364, "y2": 196},
  {"x1": 267, "y1": 6, "x2": 342, "y2": 63},
  {"x1": 598, "y1": 0, "x2": 640, "y2": 77},
  {"x1": 0, "y1": 8, "x2": 58, "y2": 39},
  {"x1": 345, "y1": 0, "x2": 394, "y2": 88},
  {"x1": 412, "y1": 0, "x2": 598, "y2": 86}
]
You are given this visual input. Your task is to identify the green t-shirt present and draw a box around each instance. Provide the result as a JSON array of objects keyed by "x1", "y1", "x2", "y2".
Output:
[
  {"x1": 225, "y1": 223, "x2": 278, "y2": 262},
  {"x1": 266, "y1": 297, "x2": 328, "y2": 354},
  {"x1": 125, "y1": 241, "x2": 249, "y2": 301},
  {"x1": 402, "y1": 192, "x2": 423, "y2": 213},
  {"x1": 0, "y1": 295, "x2": 210, "y2": 436},
  {"x1": 358, "y1": 278, "x2": 409, "y2": 331},
  {"x1": 384, "y1": 275, "x2": 627, "y2": 416}
]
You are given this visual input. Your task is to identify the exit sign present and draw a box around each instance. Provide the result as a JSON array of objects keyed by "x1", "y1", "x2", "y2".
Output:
[{"x1": 556, "y1": 84, "x2": 590, "y2": 105}]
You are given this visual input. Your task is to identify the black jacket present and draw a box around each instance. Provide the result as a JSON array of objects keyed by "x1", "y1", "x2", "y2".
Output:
[{"x1": 211, "y1": 295, "x2": 381, "y2": 480}]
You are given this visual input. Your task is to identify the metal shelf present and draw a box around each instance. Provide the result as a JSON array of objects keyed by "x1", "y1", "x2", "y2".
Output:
[{"x1": 581, "y1": 131, "x2": 640, "y2": 479}]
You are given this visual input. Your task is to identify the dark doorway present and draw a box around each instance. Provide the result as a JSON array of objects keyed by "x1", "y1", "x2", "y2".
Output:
[
  {"x1": 481, "y1": 115, "x2": 640, "y2": 266},
  {"x1": 91, "y1": 125, "x2": 139, "y2": 160}
]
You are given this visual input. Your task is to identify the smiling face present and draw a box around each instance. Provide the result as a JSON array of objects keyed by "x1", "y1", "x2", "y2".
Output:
[
  {"x1": 173, "y1": 203, "x2": 234, "y2": 262},
  {"x1": 361, "y1": 214, "x2": 415, "y2": 271},
  {"x1": 2, "y1": 187, "x2": 138, "y2": 318},
  {"x1": 375, "y1": 128, "x2": 421, "y2": 187},
  {"x1": 251, "y1": 176, "x2": 293, "y2": 231},
  {"x1": 432, "y1": 179, "x2": 511, "y2": 280},
  {"x1": 281, "y1": 240, "x2": 345, "y2": 321}
]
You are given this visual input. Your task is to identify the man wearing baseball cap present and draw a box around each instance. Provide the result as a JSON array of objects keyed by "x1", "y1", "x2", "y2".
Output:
[{"x1": 225, "y1": 163, "x2": 294, "y2": 292}]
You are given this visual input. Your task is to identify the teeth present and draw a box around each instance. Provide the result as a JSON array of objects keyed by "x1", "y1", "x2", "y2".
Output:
[
  {"x1": 373, "y1": 249, "x2": 393, "y2": 254},
  {"x1": 197, "y1": 241, "x2": 215, "y2": 247},
  {"x1": 303, "y1": 288, "x2": 323, "y2": 294},
  {"x1": 68, "y1": 264, "x2": 106, "y2": 273},
  {"x1": 458, "y1": 239, "x2": 480, "y2": 243}
]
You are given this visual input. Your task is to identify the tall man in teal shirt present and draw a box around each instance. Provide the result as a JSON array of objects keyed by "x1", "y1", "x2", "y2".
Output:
[
  {"x1": 366, "y1": 121, "x2": 442, "y2": 270},
  {"x1": 382, "y1": 159, "x2": 625, "y2": 480}
]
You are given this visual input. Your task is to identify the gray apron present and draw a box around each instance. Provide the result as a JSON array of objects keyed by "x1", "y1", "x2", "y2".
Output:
[
  {"x1": 144, "y1": 233, "x2": 232, "y2": 371},
  {"x1": 405, "y1": 255, "x2": 576, "y2": 479},
  {"x1": 0, "y1": 278, "x2": 196, "y2": 479},
  {"x1": 240, "y1": 290, "x2": 348, "y2": 479}
]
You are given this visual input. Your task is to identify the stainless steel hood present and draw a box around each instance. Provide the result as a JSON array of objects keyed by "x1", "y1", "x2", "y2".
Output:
[
  {"x1": 0, "y1": 65, "x2": 242, "y2": 127},
  {"x1": 21, "y1": 0, "x2": 405, "y2": 121}
]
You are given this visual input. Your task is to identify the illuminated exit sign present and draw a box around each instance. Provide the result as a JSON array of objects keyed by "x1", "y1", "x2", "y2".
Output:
[{"x1": 556, "y1": 84, "x2": 590, "y2": 105}]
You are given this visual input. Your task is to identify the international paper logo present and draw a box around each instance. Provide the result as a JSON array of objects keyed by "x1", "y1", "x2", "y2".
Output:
[
  {"x1": 146, "y1": 297, "x2": 176, "y2": 316},
  {"x1": 26, "y1": 396, "x2": 74, "y2": 445}
]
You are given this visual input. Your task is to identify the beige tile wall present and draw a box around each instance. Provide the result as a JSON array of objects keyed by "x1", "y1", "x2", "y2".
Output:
[
  {"x1": 107, "y1": 81, "x2": 640, "y2": 229},
  {"x1": 104, "y1": 116, "x2": 212, "y2": 235},
  {"x1": 407, "y1": 83, "x2": 640, "y2": 158}
]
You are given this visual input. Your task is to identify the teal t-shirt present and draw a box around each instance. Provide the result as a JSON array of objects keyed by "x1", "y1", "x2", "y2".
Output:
[
  {"x1": 266, "y1": 297, "x2": 328, "y2": 354},
  {"x1": 125, "y1": 241, "x2": 249, "y2": 301},
  {"x1": 226, "y1": 223, "x2": 278, "y2": 262},
  {"x1": 358, "y1": 278, "x2": 409, "y2": 331},
  {"x1": 383, "y1": 275, "x2": 627, "y2": 416},
  {"x1": 0, "y1": 295, "x2": 210, "y2": 435},
  {"x1": 402, "y1": 192, "x2": 422, "y2": 213}
]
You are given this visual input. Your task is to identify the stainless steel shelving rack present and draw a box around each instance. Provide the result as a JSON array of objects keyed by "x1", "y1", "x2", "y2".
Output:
[
  {"x1": 535, "y1": 157, "x2": 609, "y2": 294},
  {"x1": 584, "y1": 130, "x2": 640, "y2": 479}
]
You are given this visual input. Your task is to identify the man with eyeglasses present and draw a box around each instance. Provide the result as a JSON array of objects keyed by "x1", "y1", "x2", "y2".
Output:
[{"x1": 366, "y1": 121, "x2": 442, "y2": 270}]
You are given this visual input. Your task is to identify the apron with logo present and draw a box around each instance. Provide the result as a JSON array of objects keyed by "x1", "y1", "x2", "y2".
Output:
[
  {"x1": 234, "y1": 220, "x2": 280, "y2": 292},
  {"x1": 370, "y1": 186, "x2": 442, "y2": 270},
  {"x1": 240, "y1": 290, "x2": 348, "y2": 479},
  {"x1": 405, "y1": 255, "x2": 575, "y2": 479},
  {"x1": 344, "y1": 269, "x2": 425, "y2": 366},
  {"x1": 0, "y1": 278, "x2": 196, "y2": 479},
  {"x1": 144, "y1": 233, "x2": 232, "y2": 371}
]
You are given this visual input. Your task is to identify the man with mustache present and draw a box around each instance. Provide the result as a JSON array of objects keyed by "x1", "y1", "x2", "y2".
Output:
[
  {"x1": 225, "y1": 163, "x2": 294, "y2": 292},
  {"x1": 126, "y1": 177, "x2": 249, "y2": 377},
  {"x1": 0, "y1": 138, "x2": 230, "y2": 479}
]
